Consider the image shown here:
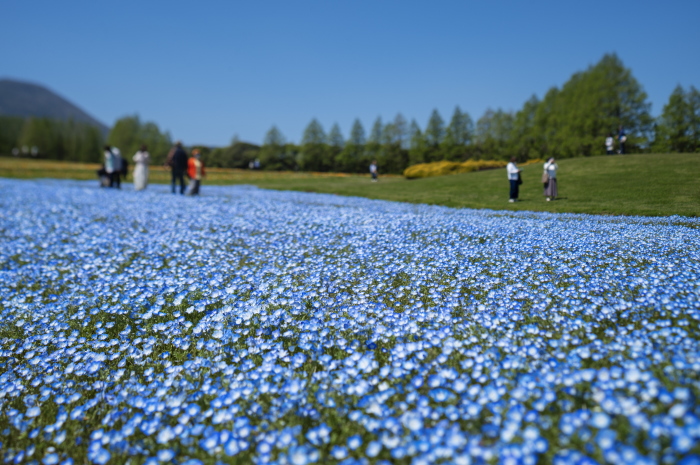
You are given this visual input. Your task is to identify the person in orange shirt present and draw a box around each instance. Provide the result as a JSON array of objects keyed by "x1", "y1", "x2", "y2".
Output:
[{"x1": 186, "y1": 149, "x2": 206, "y2": 196}]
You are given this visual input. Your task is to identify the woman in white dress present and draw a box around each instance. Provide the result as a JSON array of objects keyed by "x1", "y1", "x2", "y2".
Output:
[
  {"x1": 543, "y1": 157, "x2": 558, "y2": 201},
  {"x1": 133, "y1": 144, "x2": 150, "y2": 191}
]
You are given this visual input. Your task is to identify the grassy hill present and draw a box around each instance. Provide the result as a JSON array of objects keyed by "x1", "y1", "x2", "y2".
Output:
[{"x1": 1, "y1": 153, "x2": 698, "y2": 217}]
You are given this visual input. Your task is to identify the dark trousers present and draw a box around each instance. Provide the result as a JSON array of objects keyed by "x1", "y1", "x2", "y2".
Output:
[
  {"x1": 172, "y1": 170, "x2": 186, "y2": 194},
  {"x1": 110, "y1": 172, "x2": 121, "y2": 189},
  {"x1": 187, "y1": 179, "x2": 201, "y2": 195},
  {"x1": 509, "y1": 180, "x2": 519, "y2": 200}
]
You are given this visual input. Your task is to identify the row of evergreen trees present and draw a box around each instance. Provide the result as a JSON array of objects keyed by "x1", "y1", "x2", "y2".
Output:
[{"x1": 1, "y1": 54, "x2": 698, "y2": 173}]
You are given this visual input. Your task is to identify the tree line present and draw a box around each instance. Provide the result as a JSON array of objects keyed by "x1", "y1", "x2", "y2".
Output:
[
  {"x1": 0, "y1": 116, "x2": 104, "y2": 162},
  {"x1": 1, "y1": 54, "x2": 698, "y2": 173}
]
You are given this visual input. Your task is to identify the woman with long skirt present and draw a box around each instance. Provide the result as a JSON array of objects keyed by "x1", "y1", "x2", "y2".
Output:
[
  {"x1": 133, "y1": 144, "x2": 150, "y2": 191},
  {"x1": 543, "y1": 157, "x2": 558, "y2": 201}
]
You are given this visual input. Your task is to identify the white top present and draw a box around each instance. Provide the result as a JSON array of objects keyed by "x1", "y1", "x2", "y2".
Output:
[
  {"x1": 369, "y1": 163, "x2": 377, "y2": 174},
  {"x1": 605, "y1": 136, "x2": 614, "y2": 149},
  {"x1": 506, "y1": 162, "x2": 520, "y2": 181},
  {"x1": 133, "y1": 150, "x2": 150, "y2": 165},
  {"x1": 544, "y1": 161, "x2": 558, "y2": 179},
  {"x1": 104, "y1": 150, "x2": 114, "y2": 173}
]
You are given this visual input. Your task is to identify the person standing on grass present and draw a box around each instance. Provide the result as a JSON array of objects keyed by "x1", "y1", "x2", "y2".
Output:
[
  {"x1": 166, "y1": 141, "x2": 188, "y2": 194},
  {"x1": 543, "y1": 157, "x2": 559, "y2": 201},
  {"x1": 507, "y1": 157, "x2": 521, "y2": 203},
  {"x1": 618, "y1": 126, "x2": 627, "y2": 154},
  {"x1": 111, "y1": 147, "x2": 123, "y2": 189},
  {"x1": 186, "y1": 149, "x2": 206, "y2": 195},
  {"x1": 133, "y1": 144, "x2": 150, "y2": 191},
  {"x1": 605, "y1": 133, "x2": 615, "y2": 155},
  {"x1": 103, "y1": 145, "x2": 115, "y2": 186},
  {"x1": 369, "y1": 160, "x2": 378, "y2": 182}
]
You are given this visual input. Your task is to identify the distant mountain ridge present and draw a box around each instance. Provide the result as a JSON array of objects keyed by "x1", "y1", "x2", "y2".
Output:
[{"x1": 0, "y1": 78, "x2": 108, "y2": 134}]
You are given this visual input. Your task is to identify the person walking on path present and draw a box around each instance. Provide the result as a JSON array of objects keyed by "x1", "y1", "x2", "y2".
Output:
[
  {"x1": 543, "y1": 157, "x2": 559, "y2": 201},
  {"x1": 507, "y1": 157, "x2": 521, "y2": 203},
  {"x1": 369, "y1": 160, "x2": 378, "y2": 182},
  {"x1": 186, "y1": 149, "x2": 206, "y2": 195},
  {"x1": 133, "y1": 144, "x2": 150, "y2": 191},
  {"x1": 166, "y1": 141, "x2": 188, "y2": 194},
  {"x1": 605, "y1": 134, "x2": 615, "y2": 155}
]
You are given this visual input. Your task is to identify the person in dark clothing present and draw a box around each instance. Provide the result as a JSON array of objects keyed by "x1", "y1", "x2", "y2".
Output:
[
  {"x1": 166, "y1": 141, "x2": 188, "y2": 194},
  {"x1": 618, "y1": 126, "x2": 627, "y2": 154}
]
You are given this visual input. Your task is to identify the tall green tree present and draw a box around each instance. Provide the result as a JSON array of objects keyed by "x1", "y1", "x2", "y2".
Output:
[
  {"x1": 424, "y1": 109, "x2": 445, "y2": 147},
  {"x1": 653, "y1": 85, "x2": 700, "y2": 153},
  {"x1": 336, "y1": 118, "x2": 365, "y2": 172},
  {"x1": 348, "y1": 118, "x2": 366, "y2": 146},
  {"x1": 328, "y1": 123, "x2": 344, "y2": 149},
  {"x1": 442, "y1": 106, "x2": 474, "y2": 160},
  {"x1": 408, "y1": 119, "x2": 427, "y2": 166},
  {"x1": 690, "y1": 86, "x2": 700, "y2": 152},
  {"x1": 107, "y1": 115, "x2": 171, "y2": 165},
  {"x1": 301, "y1": 118, "x2": 327, "y2": 145},
  {"x1": 509, "y1": 95, "x2": 540, "y2": 160},
  {"x1": 260, "y1": 125, "x2": 295, "y2": 170},
  {"x1": 378, "y1": 114, "x2": 409, "y2": 174},
  {"x1": 0, "y1": 116, "x2": 26, "y2": 156},
  {"x1": 538, "y1": 53, "x2": 653, "y2": 157},
  {"x1": 365, "y1": 117, "x2": 384, "y2": 168},
  {"x1": 327, "y1": 123, "x2": 344, "y2": 171},
  {"x1": 300, "y1": 118, "x2": 329, "y2": 171},
  {"x1": 423, "y1": 109, "x2": 446, "y2": 162},
  {"x1": 368, "y1": 117, "x2": 383, "y2": 144},
  {"x1": 393, "y1": 113, "x2": 408, "y2": 148},
  {"x1": 475, "y1": 109, "x2": 514, "y2": 159}
]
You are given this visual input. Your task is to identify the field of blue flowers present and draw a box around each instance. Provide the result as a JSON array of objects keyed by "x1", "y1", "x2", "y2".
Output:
[{"x1": 1, "y1": 178, "x2": 699, "y2": 465}]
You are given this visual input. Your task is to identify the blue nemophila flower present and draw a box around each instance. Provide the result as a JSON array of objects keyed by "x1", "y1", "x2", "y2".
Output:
[{"x1": 1, "y1": 179, "x2": 699, "y2": 463}]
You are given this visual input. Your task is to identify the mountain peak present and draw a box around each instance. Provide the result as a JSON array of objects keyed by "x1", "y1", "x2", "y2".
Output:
[{"x1": 0, "y1": 78, "x2": 108, "y2": 134}]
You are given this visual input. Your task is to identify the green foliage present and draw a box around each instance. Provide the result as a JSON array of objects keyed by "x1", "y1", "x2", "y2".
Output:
[
  {"x1": 408, "y1": 119, "x2": 428, "y2": 166},
  {"x1": 301, "y1": 118, "x2": 327, "y2": 145},
  {"x1": 328, "y1": 123, "x2": 344, "y2": 149},
  {"x1": 475, "y1": 108, "x2": 514, "y2": 160},
  {"x1": 332, "y1": 119, "x2": 367, "y2": 173},
  {"x1": 536, "y1": 54, "x2": 653, "y2": 157},
  {"x1": 107, "y1": 115, "x2": 172, "y2": 165},
  {"x1": 348, "y1": 119, "x2": 366, "y2": 146},
  {"x1": 424, "y1": 109, "x2": 445, "y2": 148},
  {"x1": 259, "y1": 126, "x2": 296, "y2": 171},
  {"x1": 0, "y1": 116, "x2": 25, "y2": 155},
  {"x1": 653, "y1": 85, "x2": 700, "y2": 153},
  {"x1": 299, "y1": 119, "x2": 330, "y2": 171},
  {"x1": 368, "y1": 117, "x2": 383, "y2": 144},
  {"x1": 441, "y1": 106, "x2": 474, "y2": 161},
  {"x1": 208, "y1": 141, "x2": 261, "y2": 169},
  {"x1": 13, "y1": 117, "x2": 104, "y2": 162}
]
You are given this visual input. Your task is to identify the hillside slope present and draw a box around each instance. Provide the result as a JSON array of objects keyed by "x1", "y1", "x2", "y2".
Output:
[{"x1": 0, "y1": 78, "x2": 108, "y2": 134}]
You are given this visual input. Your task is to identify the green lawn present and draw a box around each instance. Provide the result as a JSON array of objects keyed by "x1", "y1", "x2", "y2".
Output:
[{"x1": 1, "y1": 153, "x2": 698, "y2": 217}]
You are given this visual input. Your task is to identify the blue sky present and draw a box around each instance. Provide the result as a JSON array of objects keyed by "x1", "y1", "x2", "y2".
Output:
[{"x1": 2, "y1": 0, "x2": 699, "y2": 146}]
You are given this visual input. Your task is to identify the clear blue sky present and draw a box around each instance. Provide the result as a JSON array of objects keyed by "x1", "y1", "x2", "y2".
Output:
[{"x1": 2, "y1": 0, "x2": 698, "y2": 146}]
